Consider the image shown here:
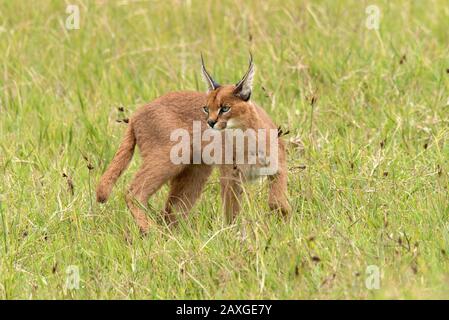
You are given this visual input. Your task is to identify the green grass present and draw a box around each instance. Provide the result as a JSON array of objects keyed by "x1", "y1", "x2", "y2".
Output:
[{"x1": 1, "y1": 0, "x2": 449, "y2": 299}]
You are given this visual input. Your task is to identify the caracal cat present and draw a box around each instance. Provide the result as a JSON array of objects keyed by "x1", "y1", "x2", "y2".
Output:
[{"x1": 96, "y1": 55, "x2": 290, "y2": 233}]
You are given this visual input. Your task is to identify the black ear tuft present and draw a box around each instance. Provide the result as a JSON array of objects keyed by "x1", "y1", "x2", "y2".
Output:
[
  {"x1": 233, "y1": 54, "x2": 255, "y2": 101},
  {"x1": 200, "y1": 53, "x2": 220, "y2": 92}
]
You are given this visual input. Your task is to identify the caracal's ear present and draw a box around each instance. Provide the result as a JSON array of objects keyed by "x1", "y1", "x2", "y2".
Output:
[
  {"x1": 233, "y1": 53, "x2": 255, "y2": 101},
  {"x1": 200, "y1": 53, "x2": 220, "y2": 92}
]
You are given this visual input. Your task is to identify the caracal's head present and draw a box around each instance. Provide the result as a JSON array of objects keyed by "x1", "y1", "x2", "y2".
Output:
[{"x1": 200, "y1": 54, "x2": 255, "y2": 130}]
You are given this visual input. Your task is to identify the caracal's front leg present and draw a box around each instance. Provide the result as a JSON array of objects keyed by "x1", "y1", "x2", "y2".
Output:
[
  {"x1": 268, "y1": 141, "x2": 291, "y2": 217},
  {"x1": 220, "y1": 166, "x2": 243, "y2": 224}
]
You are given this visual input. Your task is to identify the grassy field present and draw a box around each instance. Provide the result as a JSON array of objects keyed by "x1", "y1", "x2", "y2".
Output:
[{"x1": 1, "y1": 0, "x2": 449, "y2": 299}]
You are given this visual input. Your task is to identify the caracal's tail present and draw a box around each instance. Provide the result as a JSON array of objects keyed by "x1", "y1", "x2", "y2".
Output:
[{"x1": 96, "y1": 124, "x2": 136, "y2": 203}]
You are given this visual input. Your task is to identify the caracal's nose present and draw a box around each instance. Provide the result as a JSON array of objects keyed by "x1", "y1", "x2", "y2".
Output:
[{"x1": 207, "y1": 119, "x2": 217, "y2": 128}]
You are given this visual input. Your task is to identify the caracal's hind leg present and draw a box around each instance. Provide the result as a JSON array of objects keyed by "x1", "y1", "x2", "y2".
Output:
[
  {"x1": 126, "y1": 157, "x2": 184, "y2": 234},
  {"x1": 220, "y1": 166, "x2": 243, "y2": 224},
  {"x1": 163, "y1": 165, "x2": 213, "y2": 226},
  {"x1": 268, "y1": 142, "x2": 291, "y2": 217}
]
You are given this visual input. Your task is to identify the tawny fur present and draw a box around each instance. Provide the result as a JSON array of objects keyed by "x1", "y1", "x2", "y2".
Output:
[{"x1": 96, "y1": 63, "x2": 290, "y2": 234}]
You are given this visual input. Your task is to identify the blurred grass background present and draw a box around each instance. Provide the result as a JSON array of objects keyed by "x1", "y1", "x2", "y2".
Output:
[{"x1": 0, "y1": 0, "x2": 448, "y2": 299}]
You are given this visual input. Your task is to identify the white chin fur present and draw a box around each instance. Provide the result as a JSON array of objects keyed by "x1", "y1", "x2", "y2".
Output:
[{"x1": 225, "y1": 118, "x2": 241, "y2": 129}]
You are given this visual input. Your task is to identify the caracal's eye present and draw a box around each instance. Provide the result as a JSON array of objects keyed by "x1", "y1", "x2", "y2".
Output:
[
  {"x1": 220, "y1": 105, "x2": 231, "y2": 113},
  {"x1": 202, "y1": 106, "x2": 209, "y2": 114}
]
